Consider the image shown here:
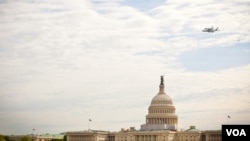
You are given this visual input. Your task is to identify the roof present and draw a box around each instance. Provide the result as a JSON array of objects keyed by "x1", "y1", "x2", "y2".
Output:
[
  {"x1": 35, "y1": 134, "x2": 64, "y2": 139},
  {"x1": 185, "y1": 126, "x2": 200, "y2": 132}
]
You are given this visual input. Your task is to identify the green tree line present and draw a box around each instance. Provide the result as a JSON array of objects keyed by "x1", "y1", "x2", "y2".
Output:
[{"x1": 0, "y1": 135, "x2": 14, "y2": 141}]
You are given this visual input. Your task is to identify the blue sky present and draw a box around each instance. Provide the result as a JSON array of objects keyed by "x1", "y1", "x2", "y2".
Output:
[
  {"x1": 179, "y1": 43, "x2": 250, "y2": 71},
  {"x1": 0, "y1": 0, "x2": 250, "y2": 135},
  {"x1": 122, "y1": 0, "x2": 165, "y2": 11}
]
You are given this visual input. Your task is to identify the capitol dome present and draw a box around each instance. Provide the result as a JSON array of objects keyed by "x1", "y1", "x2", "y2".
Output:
[
  {"x1": 141, "y1": 76, "x2": 178, "y2": 131},
  {"x1": 151, "y1": 76, "x2": 173, "y2": 105},
  {"x1": 151, "y1": 93, "x2": 173, "y2": 105}
]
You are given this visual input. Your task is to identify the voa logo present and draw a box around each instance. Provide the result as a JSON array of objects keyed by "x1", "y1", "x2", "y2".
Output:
[{"x1": 226, "y1": 129, "x2": 246, "y2": 136}]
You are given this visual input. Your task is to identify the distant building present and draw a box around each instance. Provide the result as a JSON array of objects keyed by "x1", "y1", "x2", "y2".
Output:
[
  {"x1": 10, "y1": 134, "x2": 64, "y2": 141},
  {"x1": 66, "y1": 130, "x2": 113, "y2": 141},
  {"x1": 66, "y1": 76, "x2": 221, "y2": 141}
]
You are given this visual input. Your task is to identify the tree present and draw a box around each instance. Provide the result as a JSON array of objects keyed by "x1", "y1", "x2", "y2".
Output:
[
  {"x1": 63, "y1": 135, "x2": 67, "y2": 141},
  {"x1": 20, "y1": 136, "x2": 31, "y2": 141},
  {"x1": 0, "y1": 135, "x2": 6, "y2": 141},
  {"x1": 0, "y1": 135, "x2": 14, "y2": 141},
  {"x1": 51, "y1": 139, "x2": 63, "y2": 141}
]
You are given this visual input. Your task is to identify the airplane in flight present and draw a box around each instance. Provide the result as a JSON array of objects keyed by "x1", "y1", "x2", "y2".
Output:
[{"x1": 202, "y1": 26, "x2": 219, "y2": 33}]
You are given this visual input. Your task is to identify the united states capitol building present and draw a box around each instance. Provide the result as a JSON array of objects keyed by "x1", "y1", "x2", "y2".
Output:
[{"x1": 67, "y1": 76, "x2": 221, "y2": 141}]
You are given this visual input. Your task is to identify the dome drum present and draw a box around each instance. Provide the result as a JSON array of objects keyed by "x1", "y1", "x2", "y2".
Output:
[
  {"x1": 148, "y1": 107, "x2": 176, "y2": 114},
  {"x1": 146, "y1": 115, "x2": 178, "y2": 118}
]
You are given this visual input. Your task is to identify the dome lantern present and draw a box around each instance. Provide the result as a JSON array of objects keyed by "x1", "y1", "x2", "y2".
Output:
[{"x1": 159, "y1": 75, "x2": 165, "y2": 94}]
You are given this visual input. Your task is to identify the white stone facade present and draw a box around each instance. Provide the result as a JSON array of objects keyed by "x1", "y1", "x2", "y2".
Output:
[{"x1": 67, "y1": 129, "x2": 221, "y2": 141}]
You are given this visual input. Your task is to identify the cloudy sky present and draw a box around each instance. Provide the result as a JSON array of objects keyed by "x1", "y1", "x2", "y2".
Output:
[{"x1": 0, "y1": 0, "x2": 250, "y2": 135}]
